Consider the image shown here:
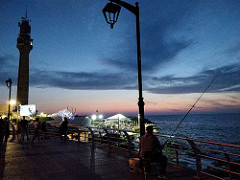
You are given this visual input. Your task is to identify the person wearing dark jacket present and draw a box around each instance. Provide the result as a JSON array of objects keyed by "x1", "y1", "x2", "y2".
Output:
[
  {"x1": 138, "y1": 126, "x2": 167, "y2": 179},
  {"x1": 3, "y1": 117, "x2": 10, "y2": 144},
  {"x1": 59, "y1": 117, "x2": 68, "y2": 142},
  {"x1": 0, "y1": 117, "x2": 4, "y2": 149}
]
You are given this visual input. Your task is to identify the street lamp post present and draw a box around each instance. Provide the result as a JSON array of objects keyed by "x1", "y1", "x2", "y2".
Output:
[
  {"x1": 102, "y1": 0, "x2": 145, "y2": 136},
  {"x1": 6, "y1": 78, "x2": 12, "y2": 120}
]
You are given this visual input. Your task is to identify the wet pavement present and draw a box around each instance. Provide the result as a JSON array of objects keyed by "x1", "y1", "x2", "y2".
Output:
[{"x1": 0, "y1": 139, "x2": 198, "y2": 180}]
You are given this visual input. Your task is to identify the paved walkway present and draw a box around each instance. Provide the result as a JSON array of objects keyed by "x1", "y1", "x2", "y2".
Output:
[{"x1": 0, "y1": 139, "x2": 197, "y2": 180}]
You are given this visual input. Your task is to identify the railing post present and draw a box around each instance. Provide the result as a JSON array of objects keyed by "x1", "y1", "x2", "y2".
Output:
[
  {"x1": 117, "y1": 130, "x2": 120, "y2": 147},
  {"x1": 224, "y1": 153, "x2": 232, "y2": 180},
  {"x1": 77, "y1": 131, "x2": 80, "y2": 142},
  {"x1": 88, "y1": 127, "x2": 94, "y2": 145},
  {"x1": 99, "y1": 131, "x2": 102, "y2": 144},
  {"x1": 104, "y1": 128, "x2": 110, "y2": 149},
  {"x1": 175, "y1": 144, "x2": 179, "y2": 165},
  {"x1": 186, "y1": 139, "x2": 201, "y2": 179},
  {"x1": 122, "y1": 130, "x2": 132, "y2": 155},
  {"x1": 71, "y1": 131, "x2": 74, "y2": 140}
]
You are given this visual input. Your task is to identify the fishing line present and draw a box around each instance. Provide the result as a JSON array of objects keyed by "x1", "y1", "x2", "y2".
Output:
[{"x1": 162, "y1": 72, "x2": 220, "y2": 148}]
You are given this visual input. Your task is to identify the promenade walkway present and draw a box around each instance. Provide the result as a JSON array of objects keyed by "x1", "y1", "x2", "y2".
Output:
[{"x1": 0, "y1": 139, "x2": 198, "y2": 180}]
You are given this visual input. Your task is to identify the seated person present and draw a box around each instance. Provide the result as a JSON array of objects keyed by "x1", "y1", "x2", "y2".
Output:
[{"x1": 138, "y1": 126, "x2": 167, "y2": 179}]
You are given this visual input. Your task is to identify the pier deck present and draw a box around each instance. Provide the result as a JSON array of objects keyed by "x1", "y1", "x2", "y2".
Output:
[{"x1": 0, "y1": 139, "x2": 199, "y2": 180}]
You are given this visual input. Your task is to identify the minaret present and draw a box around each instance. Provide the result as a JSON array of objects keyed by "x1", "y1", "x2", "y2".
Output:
[{"x1": 16, "y1": 11, "x2": 33, "y2": 106}]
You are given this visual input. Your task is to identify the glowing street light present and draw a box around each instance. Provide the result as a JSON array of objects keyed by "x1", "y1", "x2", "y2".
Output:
[
  {"x1": 98, "y1": 114, "x2": 103, "y2": 119},
  {"x1": 91, "y1": 114, "x2": 97, "y2": 121},
  {"x1": 102, "y1": 0, "x2": 145, "y2": 136},
  {"x1": 10, "y1": 99, "x2": 16, "y2": 105}
]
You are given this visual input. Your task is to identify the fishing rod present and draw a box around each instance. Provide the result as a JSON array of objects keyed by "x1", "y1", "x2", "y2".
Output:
[{"x1": 162, "y1": 73, "x2": 219, "y2": 148}]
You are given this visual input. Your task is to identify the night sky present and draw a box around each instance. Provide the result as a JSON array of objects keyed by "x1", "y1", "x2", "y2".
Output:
[{"x1": 0, "y1": 0, "x2": 239, "y2": 116}]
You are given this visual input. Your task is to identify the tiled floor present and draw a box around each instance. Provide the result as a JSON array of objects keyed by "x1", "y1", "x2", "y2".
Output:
[{"x1": 0, "y1": 139, "x2": 197, "y2": 180}]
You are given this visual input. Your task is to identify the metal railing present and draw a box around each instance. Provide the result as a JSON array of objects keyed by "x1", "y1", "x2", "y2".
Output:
[{"x1": 46, "y1": 125, "x2": 240, "y2": 179}]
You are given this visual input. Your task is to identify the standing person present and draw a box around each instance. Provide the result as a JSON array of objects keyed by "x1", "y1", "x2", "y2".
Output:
[
  {"x1": 138, "y1": 126, "x2": 168, "y2": 179},
  {"x1": 16, "y1": 121, "x2": 22, "y2": 141},
  {"x1": 3, "y1": 117, "x2": 10, "y2": 144},
  {"x1": 0, "y1": 117, "x2": 4, "y2": 149},
  {"x1": 20, "y1": 116, "x2": 29, "y2": 141},
  {"x1": 31, "y1": 118, "x2": 40, "y2": 143},
  {"x1": 59, "y1": 117, "x2": 68, "y2": 142},
  {"x1": 41, "y1": 120, "x2": 47, "y2": 139}
]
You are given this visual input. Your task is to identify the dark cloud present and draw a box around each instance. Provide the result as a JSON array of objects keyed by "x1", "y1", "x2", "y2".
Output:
[
  {"x1": 27, "y1": 63, "x2": 239, "y2": 94},
  {"x1": 1, "y1": 53, "x2": 239, "y2": 95},
  {"x1": 29, "y1": 69, "x2": 137, "y2": 90},
  {"x1": 147, "y1": 64, "x2": 240, "y2": 94},
  {"x1": 101, "y1": 57, "x2": 137, "y2": 73},
  {"x1": 141, "y1": 24, "x2": 192, "y2": 72}
]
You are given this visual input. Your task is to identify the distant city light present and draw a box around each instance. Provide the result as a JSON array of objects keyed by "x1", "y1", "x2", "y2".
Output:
[{"x1": 40, "y1": 112, "x2": 44, "y2": 116}]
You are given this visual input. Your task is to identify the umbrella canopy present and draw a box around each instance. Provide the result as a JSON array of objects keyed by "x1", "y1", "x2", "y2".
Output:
[
  {"x1": 106, "y1": 114, "x2": 127, "y2": 121},
  {"x1": 52, "y1": 109, "x2": 75, "y2": 121}
]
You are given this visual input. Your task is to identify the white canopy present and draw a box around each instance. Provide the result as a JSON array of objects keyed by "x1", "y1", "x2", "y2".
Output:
[{"x1": 106, "y1": 113, "x2": 127, "y2": 120}]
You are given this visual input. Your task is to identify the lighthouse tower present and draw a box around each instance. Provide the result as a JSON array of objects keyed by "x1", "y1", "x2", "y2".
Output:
[{"x1": 16, "y1": 11, "x2": 33, "y2": 106}]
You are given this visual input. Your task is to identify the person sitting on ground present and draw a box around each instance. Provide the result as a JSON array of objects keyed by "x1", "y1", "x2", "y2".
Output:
[
  {"x1": 59, "y1": 117, "x2": 68, "y2": 142},
  {"x1": 138, "y1": 126, "x2": 168, "y2": 179}
]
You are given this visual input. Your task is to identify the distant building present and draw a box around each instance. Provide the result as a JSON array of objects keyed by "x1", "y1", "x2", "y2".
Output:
[{"x1": 0, "y1": 104, "x2": 13, "y2": 118}]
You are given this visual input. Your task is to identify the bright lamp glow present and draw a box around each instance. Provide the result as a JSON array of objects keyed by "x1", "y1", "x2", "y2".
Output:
[
  {"x1": 98, "y1": 114, "x2": 103, "y2": 119},
  {"x1": 91, "y1": 115, "x2": 97, "y2": 120},
  {"x1": 10, "y1": 100, "x2": 16, "y2": 105}
]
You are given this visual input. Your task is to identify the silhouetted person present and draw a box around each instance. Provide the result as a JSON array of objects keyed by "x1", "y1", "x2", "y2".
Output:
[
  {"x1": 3, "y1": 117, "x2": 10, "y2": 144},
  {"x1": 31, "y1": 118, "x2": 40, "y2": 143},
  {"x1": 41, "y1": 120, "x2": 47, "y2": 139},
  {"x1": 16, "y1": 121, "x2": 22, "y2": 141},
  {"x1": 0, "y1": 117, "x2": 4, "y2": 149},
  {"x1": 59, "y1": 117, "x2": 68, "y2": 142},
  {"x1": 138, "y1": 126, "x2": 167, "y2": 179},
  {"x1": 20, "y1": 116, "x2": 29, "y2": 141}
]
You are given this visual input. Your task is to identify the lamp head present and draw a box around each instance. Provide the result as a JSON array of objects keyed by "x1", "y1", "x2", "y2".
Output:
[
  {"x1": 6, "y1": 78, "x2": 12, "y2": 87},
  {"x1": 102, "y1": 2, "x2": 121, "y2": 29}
]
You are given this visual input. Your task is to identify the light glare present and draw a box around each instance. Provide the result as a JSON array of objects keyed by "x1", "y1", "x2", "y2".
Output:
[
  {"x1": 91, "y1": 114, "x2": 97, "y2": 120},
  {"x1": 10, "y1": 100, "x2": 16, "y2": 105}
]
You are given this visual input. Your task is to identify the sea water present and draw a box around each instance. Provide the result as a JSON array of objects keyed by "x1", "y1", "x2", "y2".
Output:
[
  {"x1": 146, "y1": 113, "x2": 240, "y2": 162},
  {"x1": 146, "y1": 113, "x2": 240, "y2": 145}
]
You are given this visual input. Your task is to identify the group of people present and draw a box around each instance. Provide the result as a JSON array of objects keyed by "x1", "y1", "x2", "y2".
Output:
[
  {"x1": 0, "y1": 116, "x2": 48, "y2": 147},
  {"x1": 16, "y1": 116, "x2": 30, "y2": 141},
  {"x1": 1, "y1": 116, "x2": 68, "y2": 145},
  {"x1": 20, "y1": 117, "x2": 47, "y2": 144},
  {"x1": 0, "y1": 117, "x2": 10, "y2": 149}
]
